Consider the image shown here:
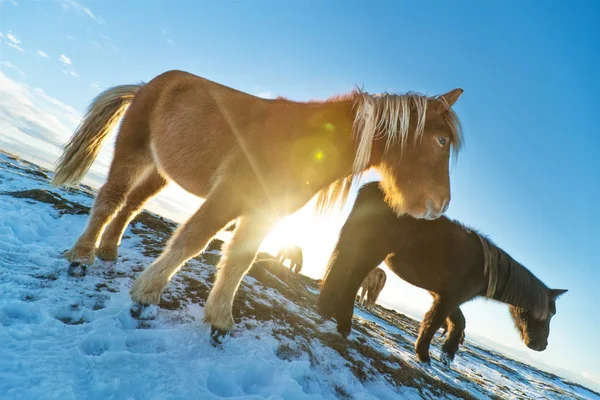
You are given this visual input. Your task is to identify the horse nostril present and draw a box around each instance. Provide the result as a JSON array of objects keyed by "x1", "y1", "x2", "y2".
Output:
[
  {"x1": 441, "y1": 198, "x2": 450, "y2": 214},
  {"x1": 426, "y1": 199, "x2": 434, "y2": 213}
]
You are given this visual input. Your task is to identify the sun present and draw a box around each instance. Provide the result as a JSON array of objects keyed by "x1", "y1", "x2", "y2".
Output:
[{"x1": 259, "y1": 199, "x2": 346, "y2": 278}]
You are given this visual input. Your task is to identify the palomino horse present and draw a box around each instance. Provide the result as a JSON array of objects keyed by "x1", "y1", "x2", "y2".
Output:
[
  {"x1": 357, "y1": 267, "x2": 386, "y2": 310},
  {"x1": 51, "y1": 70, "x2": 464, "y2": 340},
  {"x1": 318, "y1": 182, "x2": 567, "y2": 365},
  {"x1": 276, "y1": 245, "x2": 303, "y2": 274}
]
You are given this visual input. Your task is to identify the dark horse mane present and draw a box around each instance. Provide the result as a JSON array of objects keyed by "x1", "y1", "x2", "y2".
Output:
[{"x1": 457, "y1": 222, "x2": 551, "y2": 319}]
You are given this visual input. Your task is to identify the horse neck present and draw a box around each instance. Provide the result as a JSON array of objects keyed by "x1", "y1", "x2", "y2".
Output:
[{"x1": 480, "y1": 237, "x2": 549, "y2": 318}]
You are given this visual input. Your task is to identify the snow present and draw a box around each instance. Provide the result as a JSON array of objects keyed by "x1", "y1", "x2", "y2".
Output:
[{"x1": 0, "y1": 150, "x2": 598, "y2": 400}]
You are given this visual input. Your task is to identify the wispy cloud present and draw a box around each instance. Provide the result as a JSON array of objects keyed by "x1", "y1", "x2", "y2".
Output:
[
  {"x1": 6, "y1": 42, "x2": 25, "y2": 53},
  {"x1": 0, "y1": 31, "x2": 26, "y2": 53},
  {"x1": 64, "y1": 70, "x2": 80, "y2": 78},
  {"x1": 0, "y1": 70, "x2": 81, "y2": 170},
  {"x1": 101, "y1": 35, "x2": 119, "y2": 52},
  {"x1": 162, "y1": 29, "x2": 174, "y2": 46},
  {"x1": 6, "y1": 33, "x2": 21, "y2": 44},
  {"x1": 0, "y1": 71, "x2": 202, "y2": 223},
  {"x1": 59, "y1": 54, "x2": 72, "y2": 66},
  {"x1": 0, "y1": 61, "x2": 25, "y2": 77},
  {"x1": 88, "y1": 36, "x2": 120, "y2": 53},
  {"x1": 0, "y1": 61, "x2": 16, "y2": 68},
  {"x1": 65, "y1": 34, "x2": 75, "y2": 40},
  {"x1": 90, "y1": 81, "x2": 102, "y2": 90},
  {"x1": 36, "y1": 50, "x2": 49, "y2": 58},
  {"x1": 58, "y1": 54, "x2": 79, "y2": 77},
  {"x1": 60, "y1": 0, "x2": 105, "y2": 24}
]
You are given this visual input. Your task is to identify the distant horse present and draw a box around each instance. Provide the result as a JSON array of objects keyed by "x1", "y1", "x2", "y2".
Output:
[
  {"x1": 318, "y1": 182, "x2": 567, "y2": 365},
  {"x1": 276, "y1": 245, "x2": 303, "y2": 274},
  {"x1": 51, "y1": 69, "x2": 464, "y2": 340},
  {"x1": 357, "y1": 267, "x2": 386, "y2": 310}
]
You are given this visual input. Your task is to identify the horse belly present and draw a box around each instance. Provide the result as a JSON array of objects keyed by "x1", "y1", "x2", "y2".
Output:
[
  {"x1": 150, "y1": 132, "x2": 221, "y2": 198},
  {"x1": 388, "y1": 259, "x2": 443, "y2": 293}
]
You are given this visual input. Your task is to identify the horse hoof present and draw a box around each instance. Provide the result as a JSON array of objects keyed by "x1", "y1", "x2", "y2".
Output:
[
  {"x1": 130, "y1": 303, "x2": 157, "y2": 320},
  {"x1": 416, "y1": 353, "x2": 431, "y2": 365},
  {"x1": 210, "y1": 326, "x2": 229, "y2": 345},
  {"x1": 440, "y1": 352, "x2": 454, "y2": 367},
  {"x1": 67, "y1": 262, "x2": 87, "y2": 277}
]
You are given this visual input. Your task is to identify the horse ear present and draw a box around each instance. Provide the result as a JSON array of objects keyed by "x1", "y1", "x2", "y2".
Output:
[
  {"x1": 550, "y1": 289, "x2": 568, "y2": 299},
  {"x1": 439, "y1": 88, "x2": 464, "y2": 107}
]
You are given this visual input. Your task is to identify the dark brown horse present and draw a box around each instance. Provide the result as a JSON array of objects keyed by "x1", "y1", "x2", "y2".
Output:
[{"x1": 318, "y1": 182, "x2": 567, "y2": 366}]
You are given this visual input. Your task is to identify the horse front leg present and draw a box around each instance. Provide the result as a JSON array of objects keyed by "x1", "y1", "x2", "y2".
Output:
[
  {"x1": 440, "y1": 308, "x2": 466, "y2": 366},
  {"x1": 415, "y1": 298, "x2": 454, "y2": 364},
  {"x1": 204, "y1": 213, "x2": 278, "y2": 342}
]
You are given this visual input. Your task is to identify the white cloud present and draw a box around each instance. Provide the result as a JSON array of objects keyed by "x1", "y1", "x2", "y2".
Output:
[
  {"x1": 89, "y1": 36, "x2": 120, "y2": 53},
  {"x1": 1, "y1": 32, "x2": 26, "y2": 52},
  {"x1": 63, "y1": 69, "x2": 79, "y2": 78},
  {"x1": 0, "y1": 61, "x2": 16, "y2": 69},
  {"x1": 6, "y1": 32, "x2": 21, "y2": 44},
  {"x1": 0, "y1": 61, "x2": 25, "y2": 77},
  {"x1": 6, "y1": 42, "x2": 25, "y2": 53},
  {"x1": 36, "y1": 50, "x2": 48, "y2": 58},
  {"x1": 90, "y1": 81, "x2": 101, "y2": 90},
  {"x1": 60, "y1": 0, "x2": 105, "y2": 24},
  {"x1": 58, "y1": 54, "x2": 79, "y2": 78},
  {"x1": 256, "y1": 91, "x2": 275, "y2": 99},
  {"x1": 65, "y1": 34, "x2": 75, "y2": 40},
  {"x1": 0, "y1": 70, "x2": 81, "y2": 169},
  {"x1": 0, "y1": 71, "x2": 202, "y2": 223},
  {"x1": 58, "y1": 54, "x2": 72, "y2": 66}
]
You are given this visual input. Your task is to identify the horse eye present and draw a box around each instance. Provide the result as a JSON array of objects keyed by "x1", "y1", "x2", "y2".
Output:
[{"x1": 437, "y1": 136, "x2": 447, "y2": 146}]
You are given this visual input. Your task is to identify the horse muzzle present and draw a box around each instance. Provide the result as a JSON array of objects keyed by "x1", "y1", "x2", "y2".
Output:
[{"x1": 411, "y1": 198, "x2": 449, "y2": 220}]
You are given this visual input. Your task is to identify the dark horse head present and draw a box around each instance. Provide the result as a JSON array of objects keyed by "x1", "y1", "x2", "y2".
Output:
[
  {"x1": 510, "y1": 289, "x2": 567, "y2": 351},
  {"x1": 355, "y1": 89, "x2": 464, "y2": 220}
]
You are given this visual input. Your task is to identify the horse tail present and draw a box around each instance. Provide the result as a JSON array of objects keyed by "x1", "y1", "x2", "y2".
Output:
[{"x1": 51, "y1": 84, "x2": 142, "y2": 187}]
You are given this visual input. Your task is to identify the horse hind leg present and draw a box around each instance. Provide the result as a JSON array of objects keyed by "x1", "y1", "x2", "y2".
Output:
[
  {"x1": 96, "y1": 170, "x2": 168, "y2": 262},
  {"x1": 130, "y1": 185, "x2": 241, "y2": 311},
  {"x1": 203, "y1": 213, "x2": 278, "y2": 341},
  {"x1": 65, "y1": 150, "x2": 153, "y2": 276},
  {"x1": 440, "y1": 308, "x2": 466, "y2": 366}
]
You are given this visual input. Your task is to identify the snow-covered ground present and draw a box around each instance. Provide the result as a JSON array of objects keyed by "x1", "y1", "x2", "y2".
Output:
[{"x1": 0, "y1": 150, "x2": 598, "y2": 400}]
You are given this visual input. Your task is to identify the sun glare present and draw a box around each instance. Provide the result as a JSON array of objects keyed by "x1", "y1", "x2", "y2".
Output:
[{"x1": 259, "y1": 198, "x2": 345, "y2": 278}]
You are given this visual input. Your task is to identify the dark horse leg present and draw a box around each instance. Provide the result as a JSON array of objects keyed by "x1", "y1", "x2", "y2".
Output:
[
  {"x1": 415, "y1": 297, "x2": 456, "y2": 364},
  {"x1": 318, "y1": 184, "x2": 395, "y2": 336},
  {"x1": 440, "y1": 308, "x2": 466, "y2": 366},
  {"x1": 318, "y1": 247, "x2": 389, "y2": 336}
]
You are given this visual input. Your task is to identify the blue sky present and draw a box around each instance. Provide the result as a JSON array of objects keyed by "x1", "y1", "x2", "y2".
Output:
[{"x1": 1, "y1": 0, "x2": 598, "y2": 390}]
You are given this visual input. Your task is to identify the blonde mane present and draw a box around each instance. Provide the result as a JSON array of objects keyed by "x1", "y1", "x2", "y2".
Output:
[{"x1": 315, "y1": 90, "x2": 463, "y2": 215}]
